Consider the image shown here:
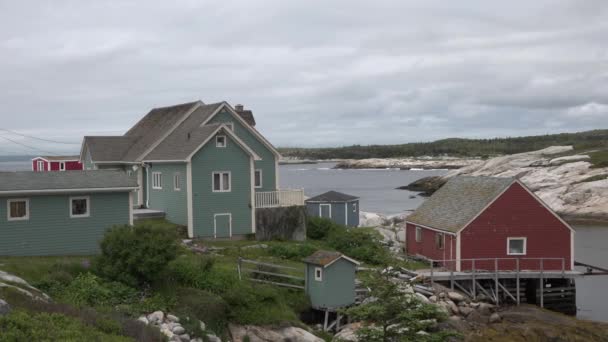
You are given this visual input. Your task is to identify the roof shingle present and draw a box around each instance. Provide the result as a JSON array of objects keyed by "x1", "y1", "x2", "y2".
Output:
[
  {"x1": 0, "y1": 170, "x2": 138, "y2": 193},
  {"x1": 406, "y1": 176, "x2": 515, "y2": 233},
  {"x1": 306, "y1": 191, "x2": 359, "y2": 203}
]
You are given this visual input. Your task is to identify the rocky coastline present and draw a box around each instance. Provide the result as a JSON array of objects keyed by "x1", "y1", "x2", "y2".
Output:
[
  {"x1": 334, "y1": 157, "x2": 482, "y2": 170},
  {"x1": 398, "y1": 146, "x2": 608, "y2": 223}
]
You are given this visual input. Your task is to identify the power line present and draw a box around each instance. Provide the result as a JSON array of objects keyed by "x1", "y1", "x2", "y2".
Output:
[
  {"x1": 0, "y1": 128, "x2": 80, "y2": 145},
  {"x1": 0, "y1": 135, "x2": 60, "y2": 156}
]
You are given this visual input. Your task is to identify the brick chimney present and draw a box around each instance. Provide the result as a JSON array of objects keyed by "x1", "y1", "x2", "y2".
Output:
[
  {"x1": 233, "y1": 104, "x2": 256, "y2": 126},
  {"x1": 235, "y1": 104, "x2": 244, "y2": 112}
]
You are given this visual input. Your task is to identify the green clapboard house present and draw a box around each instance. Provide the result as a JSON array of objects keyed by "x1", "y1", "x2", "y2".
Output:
[
  {"x1": 80, "y1": 101, "x2": 302, "y2": 239},
  {"x1": 0, "y1": 170, "x2": 137, "y2": 256}
]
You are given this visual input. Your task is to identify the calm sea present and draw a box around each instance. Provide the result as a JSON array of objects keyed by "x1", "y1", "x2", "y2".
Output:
[{"x1": 0, "y1": 160, "x2": 606, "y2": 321}]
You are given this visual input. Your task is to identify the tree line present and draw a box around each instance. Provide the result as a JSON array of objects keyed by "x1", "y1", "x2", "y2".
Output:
[{"x1": 279, "y1": 129, "x2": 608, "y2": 160}]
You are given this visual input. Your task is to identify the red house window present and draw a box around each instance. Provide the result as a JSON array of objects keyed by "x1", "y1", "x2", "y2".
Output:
[
  {"x1": 415, "y1": 227, "x2": 422, "y2": 242},
  {"x1": 435, "y1": 233, "x2": 445, "y2": 250}
]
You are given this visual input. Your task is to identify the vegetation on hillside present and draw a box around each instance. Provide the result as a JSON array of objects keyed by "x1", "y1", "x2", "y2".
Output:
[
  {"x1": 279, "y1": 129, "x2": 608, "y2": 159},
  {"x1": 0, "y1": 217, "x2": 429, "y2": 341}
]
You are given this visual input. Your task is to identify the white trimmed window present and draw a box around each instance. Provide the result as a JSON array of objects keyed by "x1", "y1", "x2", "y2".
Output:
[
  {"x1": 216, "y1": 135, "x2": 227, "y2": 148},
  {"x1": 7, "y1": 199, "x2": 29, "y2": 221},
  {"x1": 212, "y1": 171, "x2": 231, "y2": 192},
  {"x1": 415, "y1": 226, "x2": 422, "y2": 242},
  {"x1": 59, "y1": 162, "x2": 66, "y2": 171},
  {"x1": 507, "y1": 237, "x2": 527, "y2": 255},
  {"x1": 37, "y1": 160, "x2": 44, "y2": 172},
  {"x1": 353, "y1": 202, "x2": 357, "y2": 212},
  {"x1": 254, "y1": 169, "x2": 262, "y2": 188},
  {"x1": 314, "y1": 267, "x2": 323, "y2": 281},
  {"x1": 174, "y1": 172, "x2": 181, "y2": 191},
  {"x1": 435, "y1": 232, "x2": 445, "y2": 250},
  {"x1": 152, "y1": 172, "x2": 162, "y2": 189},
  {"x1": 70, "y1": 196, "x2": 90, "y2": 218}
]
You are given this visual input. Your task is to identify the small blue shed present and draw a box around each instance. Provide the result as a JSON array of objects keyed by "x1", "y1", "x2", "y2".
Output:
[{"x1": 306, "y1": 191, "x2": 359, "y2": 227}]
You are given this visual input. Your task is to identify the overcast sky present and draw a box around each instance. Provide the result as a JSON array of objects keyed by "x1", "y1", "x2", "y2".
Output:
[{"x1": 0, "y1": 0, "x2": 607, "y2": 155}]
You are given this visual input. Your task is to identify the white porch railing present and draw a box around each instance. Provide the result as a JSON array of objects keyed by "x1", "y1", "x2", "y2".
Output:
[{"x1": 255, "y1": 189, "x2": 305, "y2": 208}]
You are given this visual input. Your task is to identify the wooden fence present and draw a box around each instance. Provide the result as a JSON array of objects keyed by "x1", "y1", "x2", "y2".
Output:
[{"x1": 237, "y1": 257, "x2": 306, "y2": 290}]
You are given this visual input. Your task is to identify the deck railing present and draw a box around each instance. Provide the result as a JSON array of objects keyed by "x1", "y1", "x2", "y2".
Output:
[{"x1": 255, "y1": 189, "x2": 305, "y2": 208}]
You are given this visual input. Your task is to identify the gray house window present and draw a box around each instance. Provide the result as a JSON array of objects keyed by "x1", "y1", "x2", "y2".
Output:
[
  {"x1": 174, "y1": 172, "x2": 181, "y2": 191},
  {"x1": 216, "y1": 135, "x2": 227, "y2": 148},
  {"x1": 70, "y1": 196, "x2": 90, "y2": 218},
  {"x1": 213, "y1": 171, "x2": 231, "y2": 192},
  {"x1": 254, "y1": 169, "x2": 262, "y2": 188},
  {"x1": 152, "y1": 172, "x2": 162, "y2": 189},
  {"x1": 314, "y1": 267, "x2": 323, "y2": 281},
  {"x1": 7, "y1": 199, "x2": 29, "y2": 221},
  {"x1": 435, "y1": 233, "x2": 445, "y2": 250}
]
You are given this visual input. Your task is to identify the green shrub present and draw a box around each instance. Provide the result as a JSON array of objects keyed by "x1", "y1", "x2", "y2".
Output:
[
  {"x1": 223, "y1": 283, "x2": 299, "y2": 325},
  {"x1": 60, "y1": 272, "x2": 138, "y2": 308},
  {"x1": 307, "y1": 216, "x2": 340, "y2": 240},
  {"x1": 0, "y1": 310, "x2": 130, "y2": 342},
  {"x1": 576, "y1": 174, "x2": 608, "y2": 183},
  {"x1": 327, "y1": 228, "x2": 390, "y2": 265},
  {"x1": 267, "y1": 243, "x2": 317, "y2": 261},
  {"x1": 94, "y1": 224, "x2": 180, "y2": 286},
  {"x1": 167, "y1": 255, "x2": 239, "y2": 294},
  {"x1": 173, "y1": 287, "x2": 229, "y2": 336},
  {"x1": 590, "y1": 150, "x2": 608, "y2": 168}
]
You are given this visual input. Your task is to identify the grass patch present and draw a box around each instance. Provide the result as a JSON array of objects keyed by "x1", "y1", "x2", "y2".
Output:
[
  {"x1": 576, "y1": 174, "x2": 608, "y2": 183},
  {"x1": 589, "y1": 150, "x2": 608, "y2": 168}
]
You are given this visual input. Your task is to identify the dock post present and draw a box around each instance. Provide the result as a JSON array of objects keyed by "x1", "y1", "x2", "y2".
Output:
[
  {"x1": 323, "y1": 310, "x2": 329, "y2": 331},
  {"x1": 450, "y1": 261, "x2": 454, "y2": 290},
  {"x1": 516, "y1": 258, "x2": 520, "y2": 305},
  {"x1": 494, "y1": 259, "x2": 499, "y2": 305},
  {"x1": 562, "y1": 258, "x2": 565, "y2": 278},
  {"x1": 430, "y1": 260, "x2": 434, "y2": 288},
  {"x1": 472, "y1": 259, "x2": 476, "y2": 300},
  {"x1": 540, "y1": 259, "x2": 544, "y2": 308},
  {"x1": 237, "y1": 257, "x2": 242, "y2": 281}
]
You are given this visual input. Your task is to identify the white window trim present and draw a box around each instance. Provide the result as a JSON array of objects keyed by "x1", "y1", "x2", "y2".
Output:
[
  {"x1": 212, "y1": 171, "x2": 232, "y2": 193},
  {"x1": 353, "y1": 202, "x2": 357, "y2": 213},
  {"x1": 319, "y1": 204, "x2": 332, "y2": 218},
  {"x1": 314, "y1": 267, "x2": 323, "y2": 281},
  {"x1": 152, "y1": 172, "x2": 163, "y2": 189},
  {"x1": 37, "y1": 160, "x2": 44, "y2": 172},
  {"x1": 59, "y1": 162, "x2": 66, "y2": 171},
  {"x1": 254, "y1": 169, "x2": 263, "y2": 188},
  {"x1": 7, "y1": 198, "x2": 30, "y2": 221},
  {"x1": 216, "y1": 135, "x2": 227, "y2": 148},
  {"x1": 69, "y1": 196, "x2": 90, "y2": 218},
  {"x1": 507, "y1": 237, "x2": 527, "y2": 255},
  {"x1": 226, "y1": 122, "x2": 235, "y2": 131},
  {"x1": 174, "y1": 172, "x2": 181, "y2": 191},
  {"x1": 415, "y1": 226, "x2": 422, "y2": 242}
]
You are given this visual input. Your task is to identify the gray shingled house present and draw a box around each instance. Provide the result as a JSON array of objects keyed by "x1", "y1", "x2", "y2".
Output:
[
  {"x1": 306, "y1": 191, "x2": 360, "y2": 227},
  {"x1": 0, "y1": 170, "x2": 137, "y2": 256}
]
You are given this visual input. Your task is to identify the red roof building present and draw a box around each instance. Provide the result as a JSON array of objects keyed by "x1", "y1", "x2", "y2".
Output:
[
  {"x1": 32, "y1": 156, "x2": 83, "y2": 172},
  {"x1": 405, "y1": 176, "x2": 574, "y2": 272}
]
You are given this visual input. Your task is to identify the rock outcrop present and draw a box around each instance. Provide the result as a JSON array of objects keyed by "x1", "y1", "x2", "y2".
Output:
[
  {"x1": 405, "y1": 146, "x2": 608, "y2": 222},
  {"x1": 229, "y1": 324, "x2": 323, "y2": 342},
  {"x1": 335, "y1": 157, "x2": 481, "y2": 170}
]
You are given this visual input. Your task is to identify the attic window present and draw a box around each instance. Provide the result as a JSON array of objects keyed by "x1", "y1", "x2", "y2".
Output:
[
  {"x1": 216, "y1": 135, "x2": 226, "y2": 148},
  {"x1": 314, "y1": 267, "x2": 323, "y2": 281},
  {"x1": 227, "y1": 122, "x2": 234, "y2": 131},
  {"x1": 507, "y1": 237, "x2": 527, "y2": 255}
]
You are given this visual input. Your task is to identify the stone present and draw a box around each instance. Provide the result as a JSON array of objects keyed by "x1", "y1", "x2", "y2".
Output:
[
  {"x1": 172, "y1": 325, "x2": 186, "y2": 335},
  {"x1": 470, "y1": 302, "x2": 480, "y2": 308},
  {"x1": 137, "y1": 316, "x2": 149, "y2": 325},
  {"x1": 489, "y1": 313, "x2": 502, "y2": 324},
  {"x1": 439, "y1": 292, "x2": 446, "y2": 299},
  {"x1": 178, "y1": 334, "x2": 190, "y2": 342},
  {"x1": 206, "y1": 334, "x2": 221, "y2": 342},
  {"x1": 167, "y1": 314, "x2": 180, "y2": 323},
  {"x1": 148, "y1": 311, "x2": 165, "y2": 324},
  {"x1": 459, "y1": 306, "x2": 474, "y2": 317},
  {"x1": 199, "y1": 320, "x2": 206, "y2": 331},
  {"x1": 0, "y1": 299, "x2": 11, "y2": 316},
  {"x1": 190, "y1": 339, "x2": 203, "y2": 342},
  {"x1": 448, "y1": 315, "x2": 461, "y2": 321},
  {"x1": 415, "y1": 292, "x2": 430, "y2": 303},
  {"x1": 446, "y1": 300, "x2": 460, "y2": 315},
  {"x1": 479, "y1": 303, "x2": 496, "y2": 316},
  {"x1": 332, "y1": 323, "x2": 361, "y2": 341},
  {"x1": 359, "y1": 211, "x2": 386, "y2": 227},
  {"x1": 416, "y1": 330, "x2": 430, "y2": 336},
  {"x1": 448, "y1": 291, "x2": 465, "y2": 303},
  {"x1": 161, "y1": 327, "x2": 174, "y2": 338},
  {"x1": 229, "y1": 324, "x2": 322, "y2": 342},
  {"x1": 429, "y1": 295, "x2": 437, "y2": 303}
]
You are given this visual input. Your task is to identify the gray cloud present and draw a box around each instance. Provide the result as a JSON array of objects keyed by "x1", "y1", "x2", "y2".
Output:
[{"x1": 0, "y1": 0, "x2": 607, "y2": 154}]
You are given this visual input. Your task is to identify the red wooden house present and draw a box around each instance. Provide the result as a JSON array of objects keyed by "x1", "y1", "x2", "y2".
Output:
[
  {"x1": 405, "y1": 176, "x2": 574, "y2": 272},
  {"x1": 32, "y1": 156, "x2": 83, "y2": 172}
]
